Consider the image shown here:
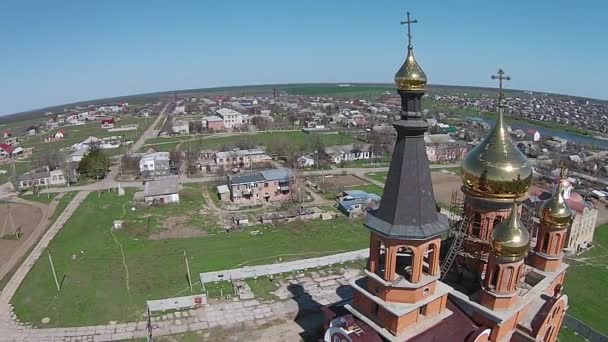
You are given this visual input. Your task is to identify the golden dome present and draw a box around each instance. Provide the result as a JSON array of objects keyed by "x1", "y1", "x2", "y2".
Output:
[
  {"x1": 394, "y1": 46, "x2": 427, "y2": 91},
  {"x1": 490, "y1": 201, "x2": 530, "y2": 262},
  {"x1": 461, "y1": 109, "x2": 533, "y2": 199},
  {"x1": 540, "y1": 181, "x2": 572, "y2": 228}
]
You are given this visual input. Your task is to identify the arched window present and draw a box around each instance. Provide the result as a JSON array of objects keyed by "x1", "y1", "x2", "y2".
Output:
[
  {"x1": 395, "y1": 246, "x2": 414, "y2": 282},
  {"x1": 472, "y1": 213, "x2": 482, "y2": 238},
  {"x1": 542, "y1": 233, "x2": 550, "y2": 253},
  {"x1": 489, "y1": 265, "x2": 499, "y2": 289}
]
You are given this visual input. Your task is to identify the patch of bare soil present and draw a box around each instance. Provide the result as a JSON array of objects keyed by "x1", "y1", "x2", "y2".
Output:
[
  {"x1": 322, "y1": 174, "x2": 367, "y2": 188},
  {"x1": 148, "y1": 216, "x2": 208, "y2": 240},
  {"x1": 0, "y1": 203, "x2": 44, "y2": 267},
  {"x1": 431, "y1": 172, "x2": 463, "y2": 207}
]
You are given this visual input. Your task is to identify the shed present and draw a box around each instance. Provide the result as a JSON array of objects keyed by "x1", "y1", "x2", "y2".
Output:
[{"x1": 144, "y1": 178, "x2": 180, "y2": 204}]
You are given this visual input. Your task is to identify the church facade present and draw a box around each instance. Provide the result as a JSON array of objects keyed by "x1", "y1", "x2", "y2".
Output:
[{"x1": 322, "y1": 12, "x2": 570, "y2": 342}]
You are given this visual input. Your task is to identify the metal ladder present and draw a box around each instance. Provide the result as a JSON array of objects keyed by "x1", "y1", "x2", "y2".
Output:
[{"x1": 440, "y1": 214, "x2": 470, "y2": 279}]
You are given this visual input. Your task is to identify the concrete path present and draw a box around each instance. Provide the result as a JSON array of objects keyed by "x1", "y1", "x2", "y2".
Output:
[{"x1": 0, "y1": 191, "x2": 90, "y2": 340}]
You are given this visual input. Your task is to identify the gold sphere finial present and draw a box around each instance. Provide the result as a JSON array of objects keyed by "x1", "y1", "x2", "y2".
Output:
[
  {"x1": 395, "y1": 12, "x2": 427, "y2": 91},
  {"x1": 540, "y1": 176, "x2": 573, "y2": 228}
]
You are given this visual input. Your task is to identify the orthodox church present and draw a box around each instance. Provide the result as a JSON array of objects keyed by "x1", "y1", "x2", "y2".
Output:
[{"x1": 322, "y1": 13, "x2": 571, "y2": 342}]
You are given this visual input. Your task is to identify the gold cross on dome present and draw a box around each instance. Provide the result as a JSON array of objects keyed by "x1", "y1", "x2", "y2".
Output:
[
  {"x1": 492, "y1": 69, "x2": 511, "y2": 107},
  {"x1": 400, "y1": 12, "x2": 418, "y2": 48}
]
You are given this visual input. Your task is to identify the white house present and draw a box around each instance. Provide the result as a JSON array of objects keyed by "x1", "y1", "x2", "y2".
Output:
[
  {"x1": 139, "y1": 152, "x2": 171, "y2": 178},
  {"x1": 216, "y1": 108, "x2": 249, "y2": 129},
  {"x1": 174, "y1": 105, "x2": 186, "y2": 115},
  {"x1": 172, "y1": 120, "x2": 189, "y2": 135},
  {"x1": 326, "y1": 144, "x2": 374, "y2": 164},
  {"x1": 297, "y1": 155, "x2": 315, "y2": 167}
]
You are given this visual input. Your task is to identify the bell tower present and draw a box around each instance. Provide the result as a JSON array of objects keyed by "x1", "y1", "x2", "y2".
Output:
[{"x1": 345, "y1": 12, "x2": 453, "y2": 340}]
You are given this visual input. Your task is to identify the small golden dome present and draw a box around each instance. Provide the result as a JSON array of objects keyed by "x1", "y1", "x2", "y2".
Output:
[
  {"x1": 540, "y1": 181, "x2": 572, "y2": 228},
  {"x1": 461, "y1": 109, "x2": 533, "y2": 199},
  {"x1": 394, "y1": 47, "x2": 427, "y2": 91},
  {"x1": 491, "y1": 201, "x2": 530, "y2": 262}
]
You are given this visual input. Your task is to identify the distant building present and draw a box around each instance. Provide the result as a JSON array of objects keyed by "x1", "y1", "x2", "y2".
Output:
[
  {"x1": 214, "y1": 149, "x2": 271, "y2": 170},
  {"x1": 203, "y1": 116, "x2": 225, "y2": 131},
  {"x1": 174, "y1": 105, "x2": 186, "y2": 115},
  {"x1": 326, "y1": 144, "x2": 374, "y2": 164},
  {"x1": 297, "y1": 155, "x2": 315, "y2": 167},
  {"x1": 172, "y1": 120, "x2": 190, "y2": 135},
  {"x1": 101, "y1": 118, "x2": 115, "y2": 128},
  {"x1": 144, "y1": 178, "x2": 179, "y2": 204},
  {"x1": 222, "y1": 168, "x2": 292, "y2": 205},
  {"x1": 564, "y1": 192, "x2": 599, "y2": 255},
  {"x1": 425, "y1": 144, "x2": 468, "y2": 163},
  {"x1": 139, "y1": 152, "x2": 171, "y2": 178},
  {"x1": 3, "y1": 130, "x2": 12, "y2": 138},
  {"x1": 337, "y1": 190, "x2": 381, "y2": 217},
  {"x1": 216, "y1": 108, "x2": 249, "y2": 129},
  {"x1": 16, "y1": 169, "x2": 67, "y2": 189}
]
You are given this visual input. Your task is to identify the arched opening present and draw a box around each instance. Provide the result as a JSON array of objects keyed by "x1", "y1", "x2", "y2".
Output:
[
  {"x1": 551, "y1": 233, "x2": 561, "y2": 254},
  {"x1": 489, "y1": 264, "x2": 499, "y2": 289},
  {"x1": 502, "y1": 266, "x2": 515, "y2": 292},
  {"x1": 423, "y1": 243, "x2": 439, "y2": 276},
  {"x1": 472, "y1": 213, "x2": 482, "y2": 238},
  {"x1": 542, "y1": 233, "x2": 550, "y2": 253},
  {"x1": 543, "y1": 326, "x2": 554, "y2": 342},
  {"x1": 375, "y1": 241, "x2": 387, "y2": 278},
  {"x1": 395, "y1": 246, "x2": 414, "y2": 282}
]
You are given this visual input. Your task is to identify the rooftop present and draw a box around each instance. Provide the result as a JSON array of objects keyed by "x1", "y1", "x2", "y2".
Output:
[{"x1": 144, "y1": 178, "x2": 179, "y2": 197}]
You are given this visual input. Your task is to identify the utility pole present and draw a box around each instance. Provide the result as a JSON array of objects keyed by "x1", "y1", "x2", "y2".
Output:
[
  {"x1": 48, "y1": 251, "x2": 61, "y2": 292},
  {"x1": 146, "y1": 306, "x2": 154, "y2": 342},
  {"x1": 184, "y1": 250, "x2": 193, "y2": 293}
]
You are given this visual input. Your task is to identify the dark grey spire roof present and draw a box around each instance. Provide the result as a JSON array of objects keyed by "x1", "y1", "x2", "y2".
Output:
[{"x1": 365, "y1": 91, "x2": 448, "y2": 240}]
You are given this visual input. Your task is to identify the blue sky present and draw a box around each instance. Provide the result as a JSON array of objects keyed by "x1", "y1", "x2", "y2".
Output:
[{"x1": 0, "y1": 0, "x2": 605, "y2": 115}]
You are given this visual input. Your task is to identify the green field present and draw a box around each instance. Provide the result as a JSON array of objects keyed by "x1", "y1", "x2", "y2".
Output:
[
  {"x1": 282, "y1": 84, "x2": 393, "y2": 100},
  {"x1": 11, "y1": 189, "x2": 369, "y2": 327},
  {"x1": 143, "y1": 131, "x2": 359, "y2": 153},
  {"x1": 564, "y1": 225, "x2": 608, "y2": 334},
  {"x1": 20, "y1": 116, "x2": 149, "y2": 157}
]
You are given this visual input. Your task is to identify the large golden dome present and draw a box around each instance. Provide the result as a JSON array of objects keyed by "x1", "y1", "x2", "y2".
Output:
[
  {"x1": 490, "y1": 201, "x2": 530, "y2": 261},
  {"x1": 461, "y1": 109, "x2": 533, "y2": 199},
  {"x1": 540, "y1": 181, "x2": 572, "y2": 228},
  {"x1": 394, "y1": 46, "x2": 427, "y2": 91}
]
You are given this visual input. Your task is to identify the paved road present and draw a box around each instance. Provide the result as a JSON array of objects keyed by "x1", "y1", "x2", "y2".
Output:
[{"x1": 34, "y1": 164, "x2": 460, "y2": 195}]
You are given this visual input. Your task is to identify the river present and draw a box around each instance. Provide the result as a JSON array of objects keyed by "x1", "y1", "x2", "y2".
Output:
[{"x1": 467, "y1": 117, "x2": 608, "y2": 150}]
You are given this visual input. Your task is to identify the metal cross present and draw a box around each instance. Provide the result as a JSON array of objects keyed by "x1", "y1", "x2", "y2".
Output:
[
  {"x1": 400, "y1": 12, "x2": 418, "y2": 48},
  {"x1": 491, "y1": 69, "x2": 511, "y2": 107}
]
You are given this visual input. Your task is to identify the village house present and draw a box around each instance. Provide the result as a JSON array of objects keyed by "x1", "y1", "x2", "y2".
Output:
[
  {"x1": 213, "y1": 149, "x2": 271, "y2": 171},
  {"x1": 325, "y1": 144, "x2": 374, "y2": 164},
  {"x1": 297, "y1": 155, "x2": 315, "y2": 167},
  {"x1": 101, "y1": 118, "x2": 115, "y2": 128},
  {"x1": 202, "y1": 116, "x2": 225, "y2": 131},
  {"x1": 221, "y1": 168, "x2": 292, "y2": 205},
  {"x1": 2, "y1": 130, "x2": 12, "y2": 138},
  {"x1": 2, "y1": 137, "x2": 23, "y2": 146},
  {"x1": 139, "y1": 152, "x2": 171, "y2": 178},
  {"x1": 16, "y1": 169, "x2": 67, "y2": 189},
  {"x1": 143, "y1": 178, "x2": 180, "y2": 204},
  {"x1": 216, "y1": 108, "x2": 249, "y2": 129},
  {"x1": 0, "y1": 143, "x2": 23, "y2": 159},
  {"x1": 172, "y1": 120, "x2": 190, "y2": 135},
  {"x1": 425, "y1": 143, "x2": 468, "y2": 163},
  {"x1": 336, "y1": 190, "x2": 381, "y2": 217}
]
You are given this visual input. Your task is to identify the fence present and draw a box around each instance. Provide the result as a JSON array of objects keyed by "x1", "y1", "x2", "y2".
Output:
[
  {"x1": 199, "y1": 249, "x2": 368, "y2": 283},
  {"x1": 563, "y1": 314, "x2": 607, "y2": 342}
]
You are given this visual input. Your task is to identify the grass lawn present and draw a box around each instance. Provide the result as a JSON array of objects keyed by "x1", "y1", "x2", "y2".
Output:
[
  {"x1": 563, "y1": 224, "x2": 608, "y2": 334},
  {"x1": 365, "y1": 172, "x2": 387, "y2": 184},
  {"x1": 557, "y1": 327, "x2": 586, "y2": 342},
  {"x1": 142, "y1": 131, "x2": 359, "y2": 153},
  {"x1": 11, "y1": 189, "x2": 370, "y2": 327}
]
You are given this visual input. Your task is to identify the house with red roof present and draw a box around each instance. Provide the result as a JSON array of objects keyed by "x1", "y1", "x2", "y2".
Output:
[
  {"x1": 0, "y1": 143, "x2": 15, "y2": 159},
  {"x1": 53, "y1": 130, "x2": 65, "y2": 140},
  {"x1": 101, "y1": 117, "x2": 115, "y2": 128},
  {"x1": 2, "y1": 130, "x2": 12, "y2": 138}
]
